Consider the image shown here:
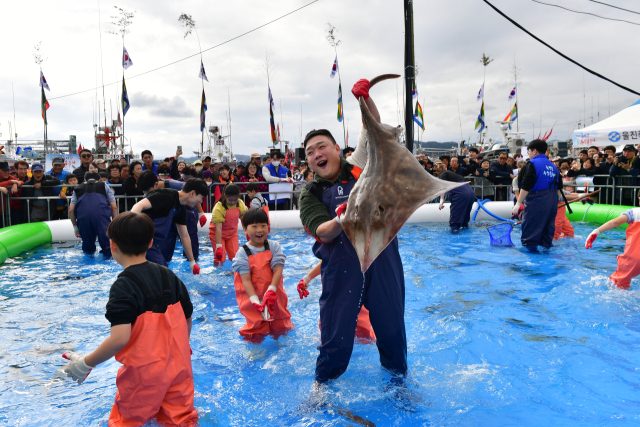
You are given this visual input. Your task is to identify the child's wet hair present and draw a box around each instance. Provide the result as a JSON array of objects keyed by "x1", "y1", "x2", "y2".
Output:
[{"x1": 242, "y1": 208, "x2": 269, "y2": 228}]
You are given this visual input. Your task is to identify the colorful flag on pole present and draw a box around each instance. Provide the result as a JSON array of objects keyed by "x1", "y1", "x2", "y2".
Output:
[
  {"x1": 41, "y1": 86, "x2": 50, "y2": 125},
  {"x1": 542, "y1": 127, "x2": 554, "y2": 141},
  {"x1": 40, "y1": 70, "x2": 50, "y2": 91},
  {"x1": 198, "y1": 60, "x2": 209, "y2": 82},
  {"x1": 268, "y1": 86, "x2": 276, "y2": 143},
  {"x1": 475, "y1": 102, "x2": 485, "y2": 132},
  {"x1": 77, "y1": 143, "x2": 83, "y2": 155},
  {"x1": 330, "y1": 55, "x2": 338, "y2": 79},
  {"x1": 412, "y1": 83, "x2": 418, "y2": 100},
  {"x1": 477, "y1": 83, "x2": 484, "y2": 101},
  {"x1": 122, "y1": 47, "x2": 133, "y2": 69},
  {"x1": 121, "y1": 77, "x2": 130, "y2": 117},
  {"x1": 413, "y1": 101, "x2": 425, "y2": 130},
  {"x1": 504, "y1": 103, "x2": 518, "y2": 123},
  {"x1": 117, "y1": 112, "x2": 122, "y2": 128},
  {"x1": 337, "y1": 83, "x2": 343, "y2": 123},
  {"x1": 508, "y1": 85, "x2": 517, "y2": 101},
  {"x1": 200, "y1": 89, "x2": 207, "y2": 132},
  {"x1": 276, "y1": 123, "x2": 281, "y2": 142}
]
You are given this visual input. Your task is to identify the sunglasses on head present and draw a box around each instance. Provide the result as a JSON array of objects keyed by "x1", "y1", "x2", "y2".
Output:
[{"x1": 81, "y1": 154, "x2": 92, "y2": 158}]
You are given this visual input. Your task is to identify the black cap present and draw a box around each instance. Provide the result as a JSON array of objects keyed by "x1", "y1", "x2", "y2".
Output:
[
  {"x1": 52, "y1": 156, "x2": 64, "y2": 165},
  {"x1": 623, "y1": 144, "x2": 637, "y2": 152},
  {"x1": 0, "y1": 161, "x2": 9, "y2": 171}
]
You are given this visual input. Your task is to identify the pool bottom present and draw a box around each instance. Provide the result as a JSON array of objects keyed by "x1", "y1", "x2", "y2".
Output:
[{"x1": 0, "y1": 222, "x2": 638, "y2": 426}]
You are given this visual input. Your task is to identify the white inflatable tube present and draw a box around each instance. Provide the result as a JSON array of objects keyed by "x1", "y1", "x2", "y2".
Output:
[{"x1": 47, "y1": 202, "x2": 515, "y2": 242}]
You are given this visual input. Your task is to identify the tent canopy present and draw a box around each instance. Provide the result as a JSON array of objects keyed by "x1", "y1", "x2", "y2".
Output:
[{"x1": 573, "y1": 99, "x2": 640, "y2": 149}]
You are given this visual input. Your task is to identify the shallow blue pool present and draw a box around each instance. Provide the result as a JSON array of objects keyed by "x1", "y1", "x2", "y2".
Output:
[{"x1": 1, "y1": 222, "x2": 638, "y2": 426}]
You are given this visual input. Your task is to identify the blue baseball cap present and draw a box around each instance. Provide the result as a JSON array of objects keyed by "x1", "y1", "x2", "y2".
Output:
[
  {"x1": 236, "y1": 161, "x2": 246, "y2": 167},
  {"x1": 31, "y1": 163, "x2": 44, "y2": 171}
]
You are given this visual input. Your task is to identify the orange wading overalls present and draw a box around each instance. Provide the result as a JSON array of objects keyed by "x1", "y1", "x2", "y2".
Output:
[
  {"x1": 209, "y1": 202, "x2": 241, "y2": 264},
  {"x1": 108, "y1": 265, "x2": 198, "y2": 427},
  {"x1": 610, "y1": 220, "x2": 640, "y2": 289},
  {"x1": 554, "y1": 203, "x2": 575, "y2": 240},
  {"x1": 233, "y1": 240, "x2": 293, "y2": 338}
]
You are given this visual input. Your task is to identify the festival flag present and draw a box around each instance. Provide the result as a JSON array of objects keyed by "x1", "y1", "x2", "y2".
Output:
[
  {"x1": 542, "y1": 127, "x2": 554, "y2": 141},
  {"x1": 346, "y1": 128, "x2": 349, "y2": 147},
  {"x1": 268, "y1": 86, "x2": 276, "y2": 143},
  {"x1": 508, "y1": 85, "x2": 517, "y2": 101},
  {"x1": 276, "y1": 123, "x2": 281, "y2": 142},
  {"x1": 198, "y1": 60, "x2": 209, "y2": 82},
  {"x1": 412, "y1": 83, "x2": 418, "y2": 100},
  {"x1": 117, "y1": 111, "x2": 122, "y2": 128},
  {"x1": 121, "y1": 78, "x2": 130, "y2": 117},
  {"x1": 477, "y1": 83, "x2": 484, "y2": 101},
  {"x1": 330, "y1": 55, "x2": 338, "y2": 79},
  {"x1": 504, "y1": 102, "x2": 518, "y2": 129},
  {"x1": 337, "y1": 83, "x2": 344, "y2": 122},
  {"x1": 77, "y1": 143, "x2": 83, "y2": 155},
  {"x1": 122, "y1": 47, "x2": 133, "y2": 69},
  {"x1": 41, "y1": 86, "x2": 50, "y2": 125},
  {"x1": 475, "y1": 101, "x2": 485, "y2": 132},
  {"x1": 200, "y1": 89, "x2": 207, "y2": 132},
  {"x1": 40, "y1": 70, "x2": 50, "y2": 91},
  {"x1": 413, "y1": 101, "x2": 425, "y2": 130}
]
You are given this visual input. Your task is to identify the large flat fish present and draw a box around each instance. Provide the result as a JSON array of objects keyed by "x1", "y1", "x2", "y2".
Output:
[{"x1": 342, "y1": 78, "x2": 466, "y2": 272}]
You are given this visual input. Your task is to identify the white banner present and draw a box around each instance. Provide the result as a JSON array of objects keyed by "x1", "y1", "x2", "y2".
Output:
[
  {"x1": 269, "y1": 182, "x2": 292, "y2": 200},
  {"x1": 573, "y1": 126, "x2": 640, "y2": 148},
  {"x1": 45, "y1": 154, "x2": 80, "y2": 173}
]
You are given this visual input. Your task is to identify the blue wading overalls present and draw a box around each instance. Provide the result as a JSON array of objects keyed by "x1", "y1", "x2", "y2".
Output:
[
  {"x1": 312, "y1": 178, "x2": 407, "y2": 383},
  {"x1": 521, "y1": 154, "x2": 560, "y2": 249},
  {"x1": 439, "y1": 171, "x2": 476, "y2": 232},
  {"x1": 156, "y1": 180, "x2": 199, "y2": 263},
  {"x1": 73, "y1": 180, "x2": 112, "y2": 258}
]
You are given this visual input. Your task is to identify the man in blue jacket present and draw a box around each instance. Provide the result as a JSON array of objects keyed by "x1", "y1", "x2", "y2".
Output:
[
  {"x1": 512, "y1": 140, "x2": 564, "y2": 250},
  {"x1": 141, "y1": 150, "x2": 158, "y2": 175},
  {"x1": 491, "y1": 152, "x2": 514, "y2": 201},
  {"x1": 46, "y1": 156, "x2": 70, "y2": 220},
  {"x1": 262, "y1": 151, "x2": 292, "y2": 211}
]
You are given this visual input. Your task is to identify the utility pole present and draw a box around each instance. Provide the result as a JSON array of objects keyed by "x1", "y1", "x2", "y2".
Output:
[{"x1": 404, "y1": 0, "x2": 415, "y2": 154}]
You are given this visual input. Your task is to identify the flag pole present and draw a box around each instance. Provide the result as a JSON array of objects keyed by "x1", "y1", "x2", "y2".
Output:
[
  {"x1": 403, "y1": 0, "x2": 415, "y2": 154},
  {"x1": 334, "y1": 47, "x2": 346, "y2": 146}
]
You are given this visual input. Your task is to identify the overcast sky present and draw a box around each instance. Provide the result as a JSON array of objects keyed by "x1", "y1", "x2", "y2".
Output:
[{"x1": 1, "y1": 0, "x2": 639, "y2": 158}]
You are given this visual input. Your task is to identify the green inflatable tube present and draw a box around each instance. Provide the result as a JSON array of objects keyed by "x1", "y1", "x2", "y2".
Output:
[
  {"x1": 565, "y1": 203, "x2": 631, "y2": 230},
  {"x1": 0, "y1": 223, "x2": 52, "y2": 264}
]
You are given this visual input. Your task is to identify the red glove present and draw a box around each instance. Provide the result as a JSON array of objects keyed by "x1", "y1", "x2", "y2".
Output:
[
  {"x1": 192, "y1": 263, "x2": 200, "y2": 275},
  {"x1": 214, "y1": 246, "x2": 224, "y2": 266},
  {"x1": 335, "y1": 203, "x2": 347, "y2": 224},
  {"x1": 585, "y1": 229, "x2": 599, "y2": 249},
  {"x1": 351, "y1": 79, "x2": 371, "y2": 100},
  {"x1": 297, "y1": 279, "x2": 309, "y2": 299},
  {"x1": 262, "y1": 288, "x2": 278, "y2": 315},
  {"x1": 199, "y1": 215, "x2": 207, "y2": 227}
]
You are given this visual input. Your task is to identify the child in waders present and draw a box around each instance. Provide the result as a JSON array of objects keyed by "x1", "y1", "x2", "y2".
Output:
[
  {"x1": 585, "y1": 193, "x2": 640, "y2": 289},
  {"x1": 554, "y1": 191, "x2": 583, "y2": 240},
  {"x1": 297, "y1": 262, "x2": 376, "y2": 341},
  {"x1": 231, "y1": 208, "x2": 293, "y2": 339},
  {"x1": 210, "y1": 184, "x2": 247, "y2": 267},
  {"x1": 61, "y1": 212, "x2": 198, "y2": 426}
]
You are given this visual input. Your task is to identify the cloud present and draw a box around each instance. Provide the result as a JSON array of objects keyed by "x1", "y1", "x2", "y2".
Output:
[{"x1": 131, "y1": 92, "x2": 194, "y2": 118}]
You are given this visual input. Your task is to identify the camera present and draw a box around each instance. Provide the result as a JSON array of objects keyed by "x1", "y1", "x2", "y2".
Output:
[{"x1": 617, "y1": 155, "x2": 628, "y2": 164}]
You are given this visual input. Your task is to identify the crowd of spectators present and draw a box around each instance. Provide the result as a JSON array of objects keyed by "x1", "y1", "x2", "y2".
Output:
[{"x1": 415, "y1": 143, "x2": 640, "y2": 206}]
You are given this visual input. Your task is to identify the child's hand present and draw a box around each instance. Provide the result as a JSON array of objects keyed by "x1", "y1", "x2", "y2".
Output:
[
  {"x1": 262, "y1": 285, "x2": 278, "y2": 315},
  {"x1": 59, "y1": 191, "x2": 67, "y2": 199},
  {"x1": 297, "y1": 278, "x2": 310, "y2": 299},
  {"x1": 61, "y1": 353, "x2": 93, "y2": 385}
]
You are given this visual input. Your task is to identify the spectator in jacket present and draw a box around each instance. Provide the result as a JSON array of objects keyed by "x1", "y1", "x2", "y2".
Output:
[
  {"x1": 141, "y1": 150, "x2": 157, "y2": 174},
  {"x1": 9, "y1": 160, "x2": 29, "y2": 225},
  {"x1": 120, "y1": 165, "x2": 130, "y2": 180},
  {"x1": 588, "y1": 146, "x2": 599, "y2": 158},
  {"x1": 234, "y1": 161, "x2": 246, "y2": 181},
  {"x1": 122, "y1": 161, "x2": 145, "y2": 211},
  {"x1": 449, "y1": 157, "x2": 467, "y2": 177},
  {"x1": 73, "y1": 149, "x2": 93, "y2": 183},
  {"x1": 108, "y1": 164, "x2": 126, "y2": 213},
  {"x1": 46, "y1": 156, "x2": 70, "y2": 220},
  {"x1": 21, "y1": 163, "x2": 61, "y2": 222},
  {"x1": 474, "y1": 159, "x2": 496, "y2": 200},
  {"x1": 169, "y1": 148, "x2": 183, "y2": 180},
  {"x1": 594, "y1": 145, "x2": 617, "y2": 204},
  {"x1": 491, "y1": 152, "x2": 514, "y2": 201},
  {"x1": 567, "y1": 158, "x2": 597, "y2": 177},
  {"x1": 343, "y1": 147, "x2": 355, "y2": 158},
  {"x1": 439, "y1": 156, "x2": 451, "y2": 169},
  {"x1": 250, "y1": 153, "x2": 263, "y2": 170},
  {"x1": 0, "y1": 161, "x2": 23, "y2": 227},
  {"x1": 461, "y1": 147, "x2": 480, "y2": 176},
  {"x1": 577, "y1": 150, "x2": 589, "y2": 167},
  {"x1": 610, "y1": 144, "x2": 640, "y2": 206}
]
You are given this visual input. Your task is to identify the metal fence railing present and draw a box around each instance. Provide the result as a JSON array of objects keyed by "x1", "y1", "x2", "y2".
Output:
[{"x1": 1, "y1": 174, "x2": 638, "y2": 227}]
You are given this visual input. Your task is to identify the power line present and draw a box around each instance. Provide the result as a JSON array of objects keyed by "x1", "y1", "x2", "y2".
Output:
[
  {"x1": 588, "y1": 0, "x2": 640, "y2": 16},
  {"x1": 482, "y1": 0, "x2": 640, "y2": 96},
  {"x1": 530, "y1": 0, "x2": 640, "y2": 26},
  {"x1": 50, "y1": 0, "x2": 320, "y2": 100}
]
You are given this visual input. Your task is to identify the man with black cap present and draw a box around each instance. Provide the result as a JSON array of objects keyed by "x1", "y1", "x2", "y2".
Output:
[
  {"x1": 233, "y1": 161, "x2": 246, "y2": 181},
  {"x1": 610, "y1": 144, "x2": 640, "y2": 206},
  {"x1": 20, "y1": 163, "x2": 61, "y2": 222},
  {"x1": 47, "y1": 156, "x2": 70, "y2": 220},
  {"x1": 73, "y1": 149, "x2": 93, "y2": 183}
]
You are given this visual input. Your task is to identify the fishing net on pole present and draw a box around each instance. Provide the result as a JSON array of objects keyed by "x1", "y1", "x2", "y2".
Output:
[{"x1": 487, "y1": 223, "x2": 515, "y2": 247}]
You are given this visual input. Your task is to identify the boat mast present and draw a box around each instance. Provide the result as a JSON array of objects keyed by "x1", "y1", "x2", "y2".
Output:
[{"x1": 403, "y1": 0, "x2": 415, "y2": 154}]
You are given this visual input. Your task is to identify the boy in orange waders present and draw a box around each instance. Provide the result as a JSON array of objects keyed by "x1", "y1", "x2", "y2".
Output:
[
  {"x1": 231, "y1": 208, "x2": 293, "y2": 339},
  {"x1": 554, "y1": 191, "x2": 584, "y2": 240},
  {"x1": 61, "y1": 212, "x2": 198, "y2": 427},
  {"x1": 210, "y1": 184, "x2": 247, "y2": 267},
  {"x1": 585, "y1": 199, "x2": 640, "y2": 289},
  {"x1": 297, "y1": 262, "x2": 376, "y2": 340}
]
